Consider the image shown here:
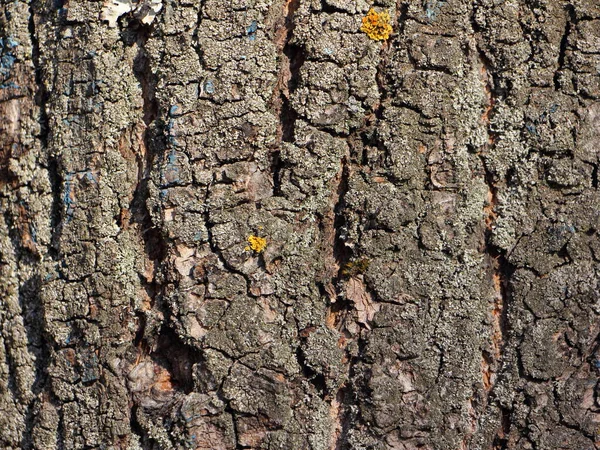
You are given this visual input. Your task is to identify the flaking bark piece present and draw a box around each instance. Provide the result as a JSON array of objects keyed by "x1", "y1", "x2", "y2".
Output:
[{"x1": 100, "y1": 0, "x2": 163, "y2": 27}]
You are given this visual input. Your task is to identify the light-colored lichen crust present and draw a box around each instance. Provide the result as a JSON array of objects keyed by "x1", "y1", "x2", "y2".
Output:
[{"x1": 1, "y1": 0, "x2": 599, "y2": 449}]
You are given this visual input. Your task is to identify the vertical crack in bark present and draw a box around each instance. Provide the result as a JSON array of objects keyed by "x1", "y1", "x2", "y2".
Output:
[
  {"x1": 128, "y1": 26, "x2": 170, "y2": 446},
  {"x1": 295, "y1": 344, "x2": 328, "y2": 399},
  {"x1": 553, "y1": 4, "x2": 575, "y2": 92},
  {"x1": 28, "y1": 0, "x2": 60, "y2": 263},
  {"x1": 332, "y1": 154, "x2": 351, "y2": 280},
  {"x1": 128, "y1": 405, "x2": 147, "y2": 448},
  {"x1": 492, "y1": 407, "x2": 512, "y2": 450},
  {"x1": 56, "y1": 405, "x2": 65, "y2": 450},
  {"x1": 18, "y1": 275, "x2": 50, "y2": 450},
  {"x1": 271, "y1": 0, "x2": 302, "y2": 196},
  {"x1": 46, "y1": 156, "x2": 62, "y2": 260},
  {"x1": 11, "y1": 4, "x2": 56, "y2": 447},
  {"x1": 476, "y1": 44, "x2": 514, "y2": 449},
  {"x1": 328, "y1": 7, "x2": 407, "y2": 445},
  {"x1": 130, "y1": 24, "x2": 165, "y2": 303},
  {"x1": 27, "y1": 0, "x2": 48, "y2": 147},
  {"x1": 327, "y1": 145, "x2": 357, "y2": 450}
]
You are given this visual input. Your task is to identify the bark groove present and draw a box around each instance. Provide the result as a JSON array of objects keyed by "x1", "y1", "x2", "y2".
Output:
[{"x1": 1, "y1": 0, "x2": 600, "y2": 449}]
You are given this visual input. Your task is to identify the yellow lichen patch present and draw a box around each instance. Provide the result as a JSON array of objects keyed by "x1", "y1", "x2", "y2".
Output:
[
  {"x1": 245, "y1": 235, "x2": 267, "y2": 253},
  {"x1": 360, "y1": 9, "x2": 392, "y2": 41}
]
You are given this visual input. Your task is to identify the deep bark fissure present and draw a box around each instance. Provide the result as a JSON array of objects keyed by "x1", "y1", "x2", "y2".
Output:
[
  {"x1": 280, "y1": 44, "x2": 303, "y2": 143},
  {"x1": 127, "y1": 25, "x2": 172, "y2": 447},
  {"x1": 223, "y1": 404, "x2": 245, "y2": 450},
  {"x1": 332, "y1": 385, "x2": 353, "y2": 450},
  {"x1": 327, "y1": 11, "x2": 409, "y2": 444},
  {"x1": 0, "y1": 312, "x2": 21, "y2": 424},
  {"x1": 18, "y1": 274, "x2": 50, "y2": 450},
  {"x1": 554, "y1": 4, "x2": 575, "y2": 92},
  {"x1": 46, "y1": 155, "x2": 62, "y2": 260},
  {"x1": 28, "y1": 0, "x2": 60, "y2": 261},
  {"x1": 329, "y1": 5, "x2": 414, "y2": 445},
  {"x1": 271, "y1": 0, "x2": 303, "y2": 196},
  {"x1": 128, "y1": 405, "x2": 147, "y2": 448},
  {"x1": 153, "y1": 326, "x2": 203, "y2": 393},
  {"x1": 28, "y1": 0, "x2": 49, "y2": 146},
  {"x1": 335, "y1": 335, "x2": 370, "y2": 450},
  {"x1": 480, "y1": 123, "x2": 516, "y2": 448},
  {"x1": 491, "y1": 406, "x2": 512, "y2": 450},
  {"x1": 329, "y1": 14, "x2": 408, "y2": 442},
  {"x1": 130, "y1": 24, "x2": 166, "y2": 288},
  {"x1": 55, "y1": 401, "x2": 66, "y2": 450},
  {"x1": 327, "y1": 141, "x2": 364, "y2": 450},
  {"x1": 474, "y1": 27, "x2": 519, "y2": 447},
  {"x1": 295, "y1": 345, "x2": 328, "y2": 398},
  {"x1": 332, "y1": 155, "x2": 351, "y2": 282}
]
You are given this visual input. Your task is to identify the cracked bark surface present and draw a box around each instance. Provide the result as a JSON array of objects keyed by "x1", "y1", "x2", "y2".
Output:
[{"x1": 1, "y1": 0, "x2": 600, "y2": 449}]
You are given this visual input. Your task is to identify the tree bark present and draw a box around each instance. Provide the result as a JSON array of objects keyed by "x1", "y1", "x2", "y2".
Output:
[{"x1": 1, "y1": 0, "x2": 599, "y2": 448}]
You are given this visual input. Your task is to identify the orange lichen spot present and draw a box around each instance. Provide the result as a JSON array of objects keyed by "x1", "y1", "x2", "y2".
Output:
[
  {"x1": 245, "y1": 235, "x2": 267, "y2": 253},
  {"x1": 360, "y1": 9, "x2": 392, "y2": 41}
]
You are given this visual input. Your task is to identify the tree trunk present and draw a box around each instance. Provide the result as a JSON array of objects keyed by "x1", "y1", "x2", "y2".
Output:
[{"x1": 1, "y1": 0, "x2": 599, "y2": 448}]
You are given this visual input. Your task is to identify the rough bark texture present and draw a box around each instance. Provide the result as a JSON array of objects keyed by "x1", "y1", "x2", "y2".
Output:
[{"x1": 1, "y1": 0, "x2": 600, "y2": 448}]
